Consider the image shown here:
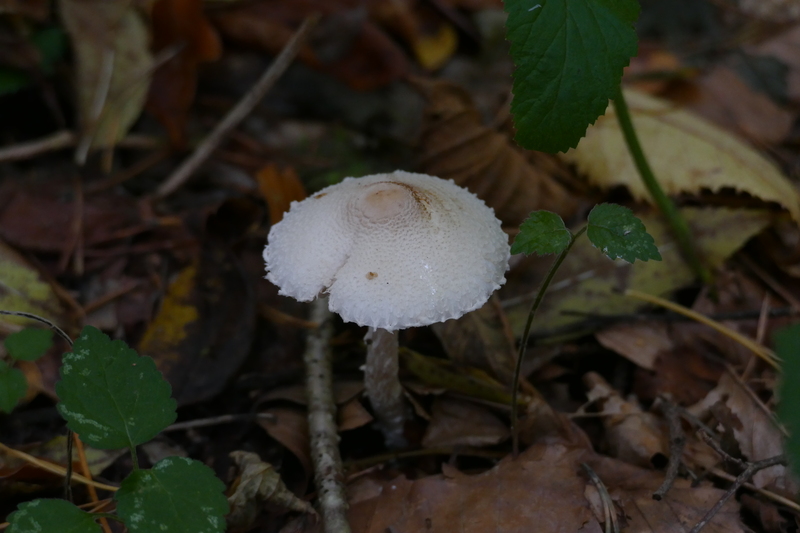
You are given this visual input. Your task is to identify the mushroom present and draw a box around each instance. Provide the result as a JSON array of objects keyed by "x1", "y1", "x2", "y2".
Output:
[{"x1": 264, "y1": 171, "x2": 510, "y2": 447}]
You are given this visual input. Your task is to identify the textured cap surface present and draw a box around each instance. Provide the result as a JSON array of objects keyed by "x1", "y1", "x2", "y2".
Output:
[{"x1": 264, "y1": 171, "x2": 510, "y2": 331}]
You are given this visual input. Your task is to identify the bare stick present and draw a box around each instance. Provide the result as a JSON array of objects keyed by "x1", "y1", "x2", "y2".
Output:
[
  {"x1": 163, "y1": 412, "x2": 274, "y2": 432},
  {"x1": 156, "y1": 15, "x2": 319, "y2": 198},
  {"x1": 689, "y1": 455, "x2": 786, "y2": 533},
  {"x1": 653, "y1": 398, "x2": 685, "y2": 501},
  {"x1": 305, "y1": 298, "x2": 351, "y2": 533},
  {"x1": 0, "y1": 130, "x2": 75, "y2": 162}
]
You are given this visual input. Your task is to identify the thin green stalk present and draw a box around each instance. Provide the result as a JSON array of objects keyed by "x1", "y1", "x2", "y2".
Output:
[
  {"x1": 511, "y1": 226, "x2": 586, "y2": 456},
  {"x1": 611, "y1": 86, "x2": 711, "y2": 284},
  {"x1": 130, "y1": 446, "x2": 139, "y2": 471}
]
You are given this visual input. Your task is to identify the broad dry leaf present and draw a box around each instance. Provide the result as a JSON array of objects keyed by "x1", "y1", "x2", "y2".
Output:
[
  {"x1": 504, "y1": 207, "x2": 773, "y2": 337},
  {"x1": 339, "y1": 442, "x2": 745, "y2": 533},
  {"x1": 561, "y1": 88, "x2": 800, "y2": 221},
  {"x1": 749, "y1": 24, "x2": 800, "y2": 103},
  {"x1": 258, "y1": 407, "x2": 312, "y2": 485},
  {"x1": 421, "y1": 397, "x2": 509, "y2": 448},
  {"x1": 689, "y1": 372, "x2": 795, "y2": 492},
  {"x1": 227, "y1": 451, "x2": 315, "y2": 532},
  {"x1": 59, "y1": 0, "x2": 153, "y2": 151},
  {"x1": 431, "y1": 294, "x2": 517, "y2": 384},
  {"x1": 147, "y1": 0, "x2": 222, "y2": 146},
  {"x1": 257, "y1": 164, "x2": 307, "y2": 226},
  {"x1": 595, "y1": 322, "x2": 674, "y2": 370},
  {"x1": 414, "y1": 78, "x2": 578, "y2": 227},
  {"x1": 0, "y1": 240, "x2": 69, "y2": 333},
  {"x1": 583, "y1": 372, "x2": 667, "y2": 468}
]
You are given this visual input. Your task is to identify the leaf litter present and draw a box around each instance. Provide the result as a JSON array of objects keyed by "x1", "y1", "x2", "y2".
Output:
[{"x1": 1, "y1": 3, "x2": 800, "y2": 533}]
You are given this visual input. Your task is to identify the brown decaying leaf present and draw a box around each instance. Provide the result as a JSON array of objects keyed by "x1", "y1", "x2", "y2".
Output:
[
  {"x1": 689, "y1": 372, "x2": 795, "y2": 492},
  {"x1": 595, "y1": 322, "x2": 674, "y2": 371},
  {"x1": 338, "y1": 397, "x2": 373, "y2": 432},
  {"x1": 59, "y1": 0, "x2": 153, "y2": 150},
  {"x1": 209, "y1": 1, "x2": 409, "y2": 91},
  {"x1": 227, "y1": 451, "x2": 315, "y2": 532},
  {"x1": 256, "y1": 164, "x2": 308, "y2": 226},
  {"x1": 146, "y1": 0, "x2": 222, "y2": 146},
  {"x1": 583, "y1": 372, "x2": 668, "y2": 469},
  {"x1": 0, "y1": 0, "x2": 50, "y2": 20},
  {"x1": 749, "y1": 24, "x2": 800, "y2": 103},
  {"x1": 421, "y1": 397, "x2": 508, "y2": 448},
  {"x1": 258, "y1": 407, "x2": 313, "y2": 489},
  {"x1": 431, "y1": 294, "x2": 517, "y2": 385},
  {"x1": 137, "y1": 240, "x2": 255, "y2": 406},
  {"x1": 413, "y1": 78, "x2": 579, "y2": 227},
  {"x1": 685, "y1": 66, "x2": 793, "y2": 145},
  {"x1": 561, "y1": 88, "x2": 800, "y2": 221},
  {"x1": 337, "y1": 442, "x2": 746, "y2": 533}
]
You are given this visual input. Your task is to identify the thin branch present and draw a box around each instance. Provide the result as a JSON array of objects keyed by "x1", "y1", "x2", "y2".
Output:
[
  {"x1": 689, "y1": 455, "x2": 786, "y2": 533},
  {"x1": 652, "y1": 398, "x2": 685, "y2": 501},
  {"x1": 163, "y1": 412, "x2": 274, "y2": 432},
  {"x1": 0, "y1": 130, "x2": 75, "y2": 162},
  {"x1": 304, "y1": 298, "x2": 351, "y2": 533},
  {"x1": 0, "y1": 310, "x2": 72, "y2": 346},
  {"x1": 155, "y1": 15, "x2": 319, "y2": 198}
]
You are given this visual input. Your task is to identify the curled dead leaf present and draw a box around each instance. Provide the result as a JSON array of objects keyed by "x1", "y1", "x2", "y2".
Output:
[
  {"x1": 227, "y1": 450, "x2": 316, "y2": 532},
  {"x1": 413, "y1": 78, "x2": 578, "y2": 227}
]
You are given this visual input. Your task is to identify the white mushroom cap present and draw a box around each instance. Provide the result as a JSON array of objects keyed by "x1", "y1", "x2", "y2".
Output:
[{"x1": 264, "y1": 171, "x2": 510, "y2": 331}]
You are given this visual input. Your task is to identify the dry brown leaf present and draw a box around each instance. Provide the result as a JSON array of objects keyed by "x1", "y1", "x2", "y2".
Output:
[
  {"x1": 561, "y1": 88, "x2": 800, "y2": 221},
  {"x1": 686, "y1": 66, "x2": 793, "y2": 145},
  {"x1": 258, "y1": 407, "x2": 312, "y2": 484},
  {"x1": 256, "y1": 164, "x2": 308, "y2": 226},
  {"x1": 750, "y1": 24, "x2": 800, "y2": 103},
  {"x1": 689, "y1": 372, "x2": 793, "y2": 491},
  {"x1": 583, "y1": 372, "x2": 668, "y2": 468},
  {"x1": 59, "y1": 0, "x2": 153, "y2": 152},
  {"x1": 431, "y1": 295, "x2": 517, "y2": 384},
  {"x1": 595, "y1": 322, "x2": 674, "y2": 371},
  {"x1": 421, "y1": 397, "x2": 508, "y2": 448},
  {"x1": 413, "y1": 78, "x2": 578, "y2": 227},
  {"x1": 337, "y1": 442, "x2": 746, "y2": 533},
  {"x1": 227, "y1": 450, "x2": 316, "y2": 532},
  {"x1": 338, "y1": 397, "x2": 373, "y2": 432}
]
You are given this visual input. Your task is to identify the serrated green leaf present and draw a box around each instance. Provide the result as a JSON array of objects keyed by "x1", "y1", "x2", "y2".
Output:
[
  {"x1": 505, "y1": 0, "x2": 639, "y2": 152},
  {"x1": 5, "y1": 328, "x2": 54, "y2": 361},
  {"x1": 776, "y1": 324, "x2": 800, "y2": 480},
  {"x1": 56, "y1": 326, "x2": 176, "y2": 449},
  {"x1": 511, "y1": 211, "x2": 572, "y2": 256},
  {"x1": 116, "y1": 457, "x2": 229, "y2": 533},
  {"x1": 0, "y1": 360, "x2": 27, "y2": 413},
  {"x1": 7, "y1": 498, "x2": 101, "y2": 533},
  {"x1": 587, "y1": 204, "x2": 661, "y2": 263}
]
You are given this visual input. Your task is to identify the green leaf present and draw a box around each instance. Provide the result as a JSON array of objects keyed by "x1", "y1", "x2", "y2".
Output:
[
  {"x1": 5, "y1": 328, "x2": 54, "y2": 361},
  {"x1": 7, "y1": 498, "x2": 101, "y2": 533},
  {"x1": 511, "y1": 211, "x2": 572, "y2": 256},
  {"x1": 116, "y1": 457, "x2": 229, "y2": 533},
  {"x1": 0, "y1": 360, "x2": 27, "y2": 413},
  {"x1": 56, "y1": 326, "x2": 176, "y2": 449},
  {"x1": 586, "y1": 203, "x2": 661, "y2": 263},
  {"x1": 505, "y1": 0, "x2": 640, "y2": 152},
  {"x1": 0, "y1": 68, "x2": 31, "y2": 96},
  {"x1": 776, "y1": 324, "x2": 800, "y2": 480}
]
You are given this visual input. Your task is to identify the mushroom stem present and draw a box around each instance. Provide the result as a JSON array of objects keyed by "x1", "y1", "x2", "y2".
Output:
[{"x1": 364, "y1": 327, "x2": 407, "y2": 448}]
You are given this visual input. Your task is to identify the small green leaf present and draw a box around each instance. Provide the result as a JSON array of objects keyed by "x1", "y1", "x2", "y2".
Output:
[
  {"x1": 56, "y1": 326, "x2": 177, "y2": 449},
  {"x1": 116, "y1": 457, "x2": 229, "y2": 533},
  {"x1": 511, "y1": 211, "x2": 572, "y2": 256},
  {"x1": 7, "y1": 498, "x2": 101, "y2": 533},
  {"x1": 5, "y1": 328, "x2": 54, "y2": 361},
  {"x1": 505, "y1": 0, "x2": 640, "y2": 152},
  {"x1": 776, "y1": 324, "x2": 800, "y2": 480},
  {"x1": 0, "y1": 360, "x2": 27, "y2": 413},
  {"x1": 587, "y1": 204, "x2": 661, "y2": 263}
]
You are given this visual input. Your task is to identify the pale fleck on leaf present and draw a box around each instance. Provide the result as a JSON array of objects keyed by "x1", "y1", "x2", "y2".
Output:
[{"x1": 561, "y1": 88, "x2": 800, "y2": 221}]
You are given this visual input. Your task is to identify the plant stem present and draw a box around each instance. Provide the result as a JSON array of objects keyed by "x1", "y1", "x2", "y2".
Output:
[
  {"x1": 130, "y1": 446, "x2": 139, "y2": 471},
  {"x1": 511, "y1": 226, "x2": 585, "y2": 456},
  {"x1": 611, "y1": 85, "x2": 711, "y2": 284}
]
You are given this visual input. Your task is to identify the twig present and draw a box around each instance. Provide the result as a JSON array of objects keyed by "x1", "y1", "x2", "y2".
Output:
[
  {"x1": 304, "y1": 298, "x2": 350, "y2": 533},
  {"x1": 73, "y1": 433, "x2": 112, "y2": 533},
  {"x1": 689, "y1": 455, "x2": 786, "y2": 533},
  {"x1": 163, "y1": 412, "x2": 274, "y2": 432},
  {"x1": 624, "y1": 289, "x2": 780, "y2": 369},
  {"x1": 0, "y1": 441, "x2": 117, "y2": 492},
  {"x1": 653, "y1": 398, "x2": 685, "y2": 501},
  {"x1": 0, "y1": 310, "x2": 72, "y2": 346},
  {"x1": 581, "y1": 463, "x2": 619, "y2": 533},
  {"x1": 0, "y1": 130, "x2": 75, "y2": 162},
  {"x1": 709, "y1": 468, "x2": 800, "y2": 512},
  {"x1": 155, "y1": 15, "x2": 319, "y2": 198}
]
